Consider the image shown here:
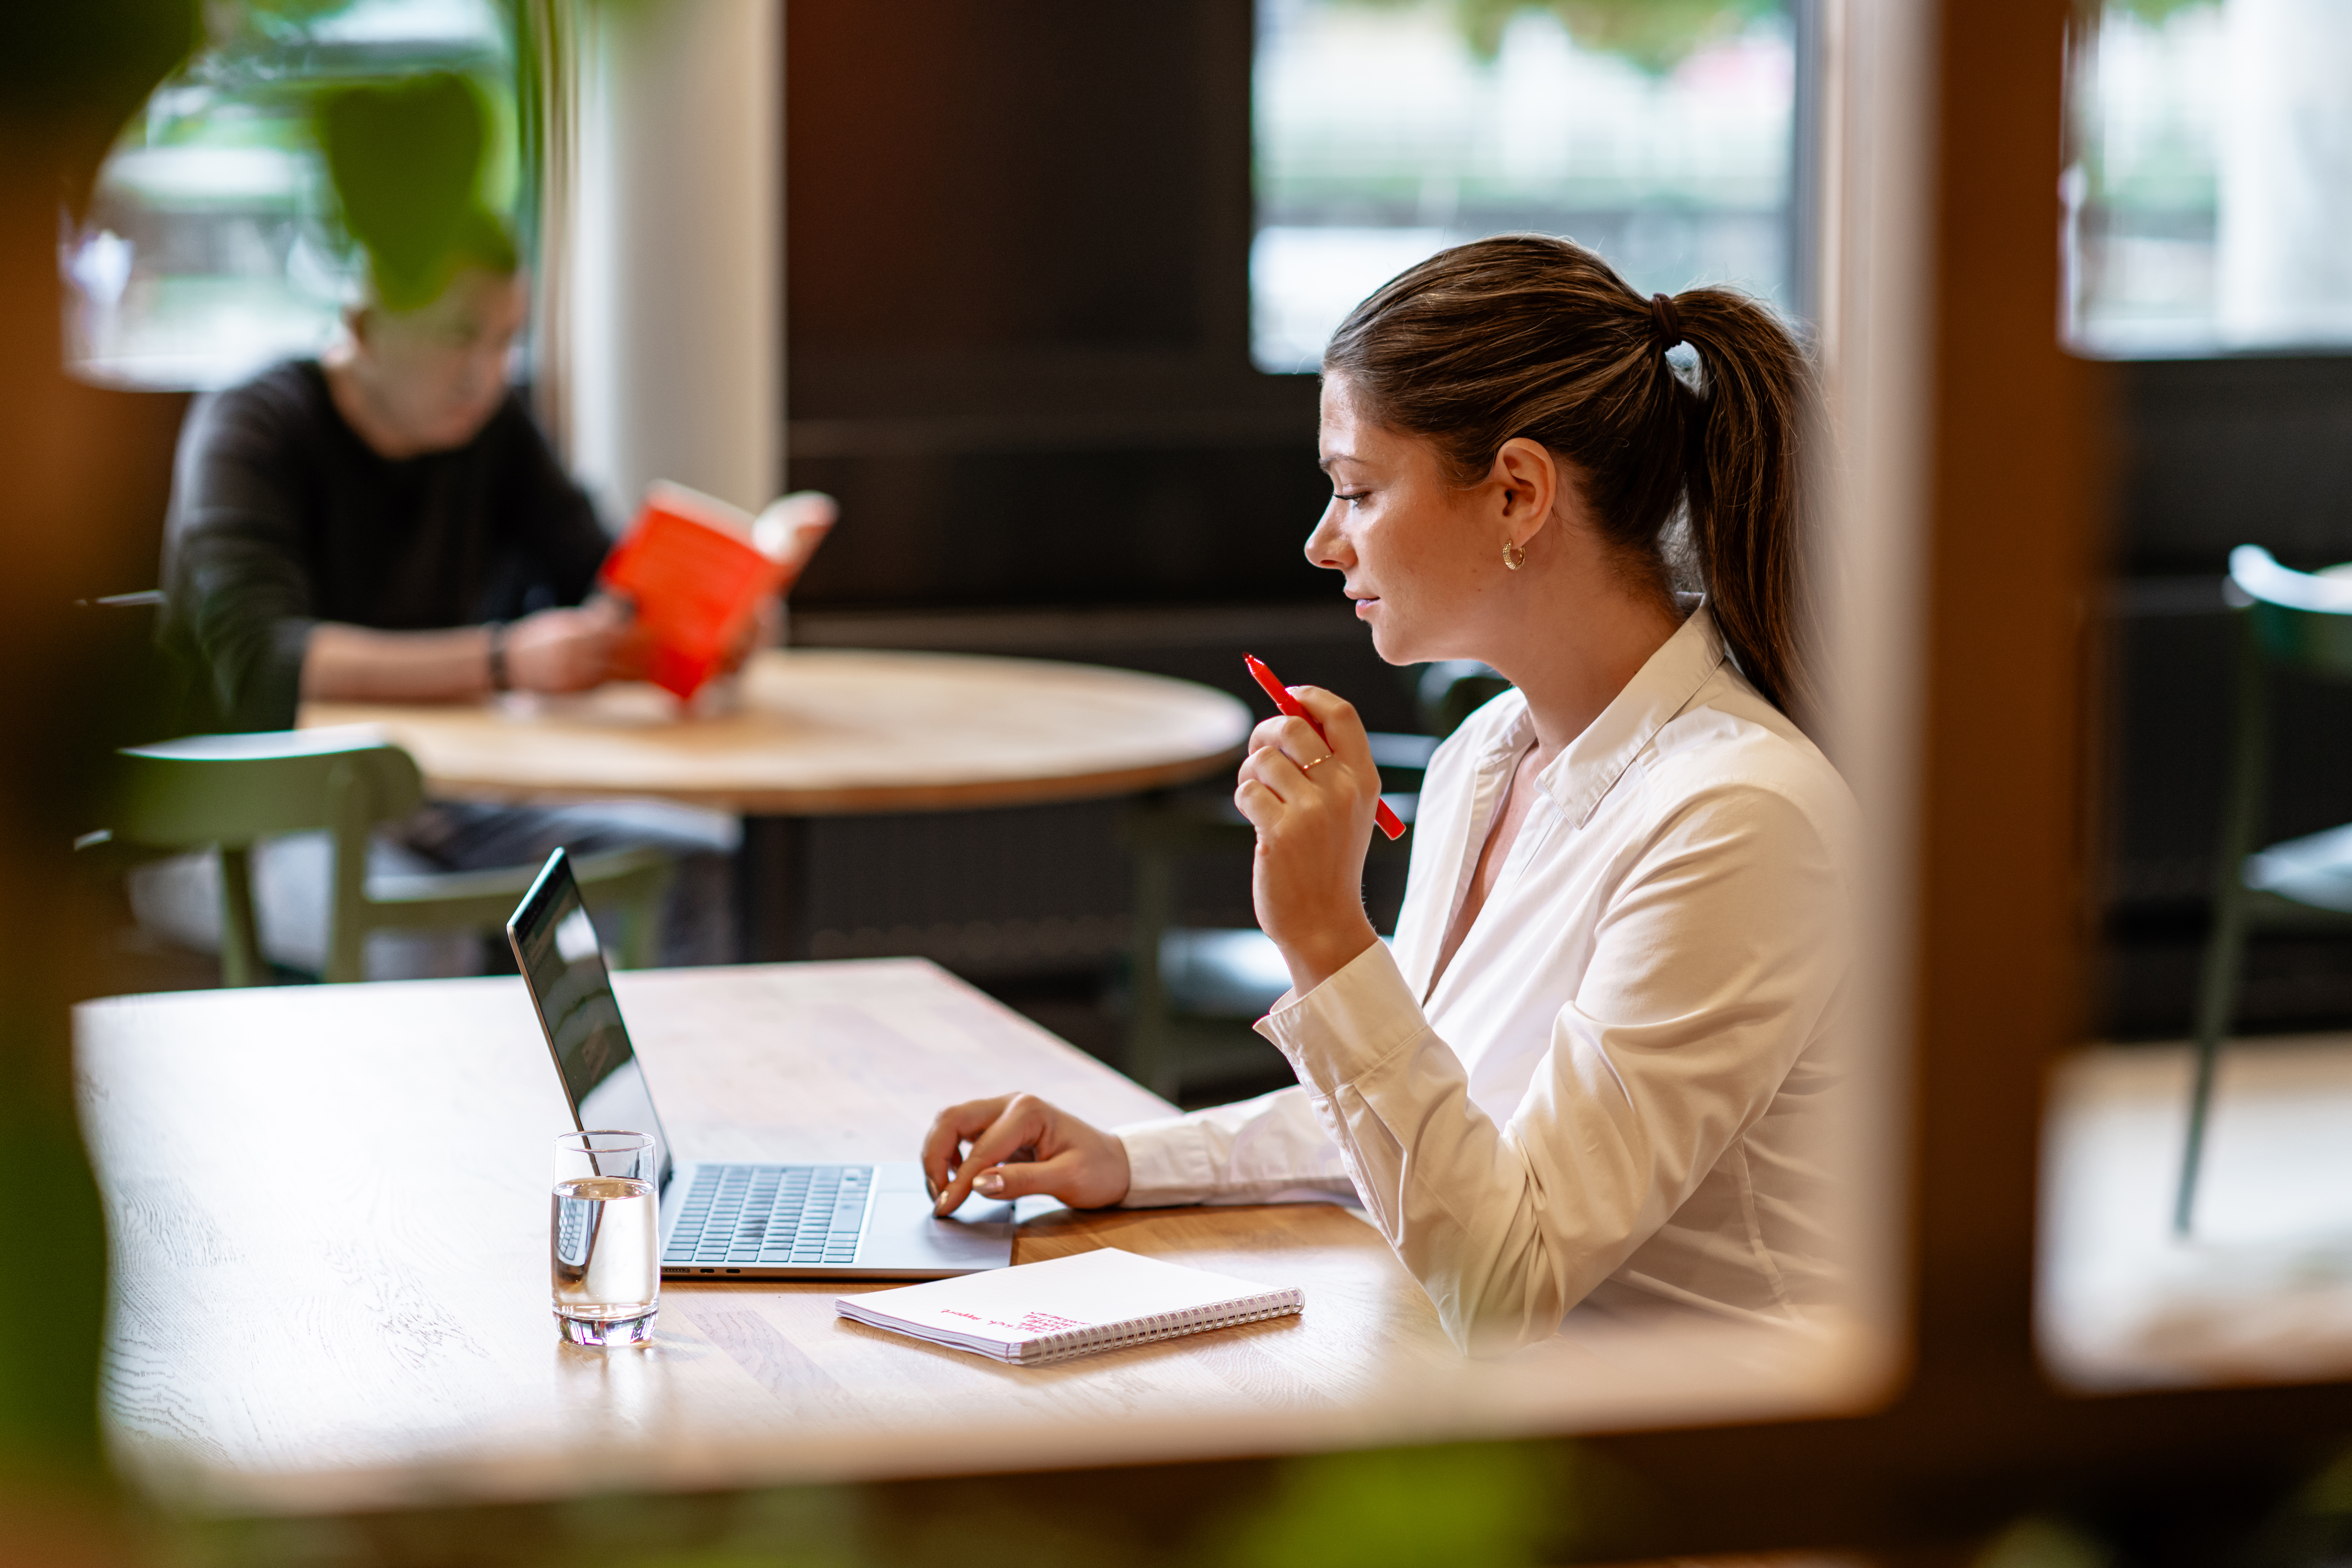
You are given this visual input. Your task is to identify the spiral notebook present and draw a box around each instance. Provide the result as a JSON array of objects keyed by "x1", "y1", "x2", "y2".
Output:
[{"x1": 834, "y1": 1247, "x2": 1303, "y2": 1365}]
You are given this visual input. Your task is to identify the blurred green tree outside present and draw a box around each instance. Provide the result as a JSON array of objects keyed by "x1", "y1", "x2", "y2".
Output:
[
  {"x1": 2104, "y1": 0, "x2": 2216, "y2": 25},
  {"x1": 66, "y1": 0, "x2": 524, "y2": 388},
  {"x1": 1333, "y1": 0, "x2": 1784, "y2": 72}
]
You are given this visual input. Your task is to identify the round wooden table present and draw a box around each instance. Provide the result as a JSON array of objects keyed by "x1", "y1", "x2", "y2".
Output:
[{"x1": 302, "y1": 648, "x2": 1254, "y2": 957}]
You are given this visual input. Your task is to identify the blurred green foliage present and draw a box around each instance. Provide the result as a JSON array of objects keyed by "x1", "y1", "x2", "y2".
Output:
[
  {"x1": 2067, "y1": 0, "x2": 2216, "y2": 40},
  {"x1": 1337, "y1": 0, "x2": 1783, "y2": 72},
  {"x1": 2108, "y1": 0, "x2": 2217, "y2": 24},
  {"x1": 244, "y1": 0, "x2": 386, "y2": 31},
  {"x1": 1227, "y1": 1441, "x2": 1564, "y2": 1568},
  {"x1": 315, "y1": 72, "x2": 517, "y2": 312},
  {"x1": 1972, "y1": 1514, "x2": 2114, "y2": 1568},
  {"x1": 0, "y1": 0, "x2": 199, "y2": 1533},
  {"x1": 98, "y1": 0, "x2": 528, "y2": 324},
  {"x1": 167, "y1": 1439, "x2": 1605, "y2": 1568},
  {"x1": 2306, "y1": 1445, "x2": 2352, "y2": 1515},
  {"x1": 2249, "y1": 1443, "x2": 2352, "y2": 1568}
]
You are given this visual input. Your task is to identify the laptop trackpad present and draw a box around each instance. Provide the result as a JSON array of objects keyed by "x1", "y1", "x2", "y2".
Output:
[{"x1": 859, "y1": 1190, "x2": 1015, "y2": 1274}]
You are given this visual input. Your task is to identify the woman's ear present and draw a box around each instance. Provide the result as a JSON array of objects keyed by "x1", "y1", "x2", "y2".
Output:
[{"x1": 1490, "y1": 437, "x2": 1560, "y2": 547}]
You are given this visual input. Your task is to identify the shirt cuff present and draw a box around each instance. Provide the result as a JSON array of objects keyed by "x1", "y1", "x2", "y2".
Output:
[
  {"x1": 1112, "y1": 1115, "x2": 1223, "y2": 1208},
  {"x1": 1251, "y1": 938, "x2": 1430, "y2": 1093}
]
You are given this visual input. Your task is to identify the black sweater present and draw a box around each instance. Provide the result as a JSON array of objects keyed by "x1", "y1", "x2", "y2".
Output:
[{"x1": 161, "y1": 360, "x2": 610, "y2": 731}]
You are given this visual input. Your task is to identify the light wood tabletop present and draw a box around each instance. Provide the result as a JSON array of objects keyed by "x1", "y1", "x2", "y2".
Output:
[
  {"x1": 300, "y1": 648, "x2": 1253, "y2": 815},
  {"x1": 80, "y1": 962, "x2": 1881, "y2": 1516}
]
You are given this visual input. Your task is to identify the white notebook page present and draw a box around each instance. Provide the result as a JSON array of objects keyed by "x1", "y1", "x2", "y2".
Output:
[{"x1": 835, "y1": 1247, "x2": 1303, "y2": 1364}]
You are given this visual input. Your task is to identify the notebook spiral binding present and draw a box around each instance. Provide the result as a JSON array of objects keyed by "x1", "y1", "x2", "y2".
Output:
[{"x1": 1014, "y1": 1290, "x2": 1304, "y2": 1366}]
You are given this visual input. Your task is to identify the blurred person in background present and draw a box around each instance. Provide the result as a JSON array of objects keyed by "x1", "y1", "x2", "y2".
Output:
[
  {"x1": 142, "y1": 74, "x2": 832, "y2": 976},
  {"x1": 171, "y1": 220, "x2": 620, "y2": 728}
]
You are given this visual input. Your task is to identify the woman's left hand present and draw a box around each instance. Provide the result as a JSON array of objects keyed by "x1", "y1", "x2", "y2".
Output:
[{"x1": 1234, "y1": 684, "x2": 1384, "y2": 995}]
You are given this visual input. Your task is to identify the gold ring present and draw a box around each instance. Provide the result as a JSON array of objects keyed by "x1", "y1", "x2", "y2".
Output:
[{"x1": 1299, "y1": 753, "x2": 1332, "y2": 773}]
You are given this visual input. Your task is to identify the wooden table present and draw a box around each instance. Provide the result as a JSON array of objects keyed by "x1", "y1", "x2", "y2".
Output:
[
  {"x1": 303, "y1": 648, "x2": 1254, "y2": 960},
  {"x1": 2041, "y1": 1034, "x2": 2352, "y2": 1392},
  {"x1": 81, "y1": 962, "x2": 1880, "y2": 1516},
  {"x1": 304, "y1": 648, "x2": 1254, "y2": 816}
]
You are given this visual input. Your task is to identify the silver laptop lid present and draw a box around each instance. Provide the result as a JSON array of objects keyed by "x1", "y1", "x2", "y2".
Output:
[{"x1": 508, "y1": 849, "x2": 675, "y2": 1194}]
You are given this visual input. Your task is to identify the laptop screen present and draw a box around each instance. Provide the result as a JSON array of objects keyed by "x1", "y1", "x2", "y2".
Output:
[{"x1": 508, "y1": 849, "x2": 675, "y2": 1192}]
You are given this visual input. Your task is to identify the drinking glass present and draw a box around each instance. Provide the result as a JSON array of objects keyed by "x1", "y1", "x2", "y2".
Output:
[{"x1": 551, "y1": 1130, "x2": 660, "y2": 1346}]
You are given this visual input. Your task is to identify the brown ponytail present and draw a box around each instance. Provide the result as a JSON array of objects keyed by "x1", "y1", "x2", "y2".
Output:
[{"x1": 1322, "y1": 233, "x2": 1819, "y2": 728}]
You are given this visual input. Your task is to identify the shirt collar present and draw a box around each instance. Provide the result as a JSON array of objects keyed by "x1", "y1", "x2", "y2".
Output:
[{"x1": 1532, "y1": 603, "x2": 1728, "y2": 828}]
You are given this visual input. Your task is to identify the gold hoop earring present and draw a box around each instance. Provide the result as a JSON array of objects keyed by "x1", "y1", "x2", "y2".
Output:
[{"x1": 1502, "y1": 540, "x2": 1526, "y2": 572}]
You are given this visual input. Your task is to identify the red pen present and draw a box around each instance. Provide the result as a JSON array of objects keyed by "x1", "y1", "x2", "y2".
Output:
[{"x1": 1244, "y1": 653, "x2": 1407, "y2": 841}]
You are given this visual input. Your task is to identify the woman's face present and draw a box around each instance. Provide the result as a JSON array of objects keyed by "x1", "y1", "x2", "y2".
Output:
[{"x1": 1307, "y1": 370, "x2": 1510, "y2": 667}]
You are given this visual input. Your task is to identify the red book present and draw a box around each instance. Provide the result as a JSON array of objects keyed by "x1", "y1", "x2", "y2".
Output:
[{"x1": 597, "y1": 483, "x2": 791, "y2": 700}]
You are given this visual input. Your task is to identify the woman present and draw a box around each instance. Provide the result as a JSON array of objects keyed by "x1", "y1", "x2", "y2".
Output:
[{"x1": 921, "y1": 235, "x2": 1855, "y2": 1354}]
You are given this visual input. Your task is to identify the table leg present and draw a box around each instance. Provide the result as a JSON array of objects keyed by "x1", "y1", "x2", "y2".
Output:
[{"x1": 736, "y1": 814, "x2": 812, "y2": 963}]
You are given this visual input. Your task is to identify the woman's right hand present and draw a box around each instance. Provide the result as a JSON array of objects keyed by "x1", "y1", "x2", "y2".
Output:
[
  {"x1": 1234, "y1": 684, "x2": 1383, "y2": 994},
  {"x1": 921, "y1": 1093, "x2": 1131, "y2": 1216}
]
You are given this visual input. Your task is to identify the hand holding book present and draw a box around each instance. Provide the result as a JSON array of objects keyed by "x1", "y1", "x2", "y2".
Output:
[
  {"x1": 598, "y1": 483, "x2": 837, "y2": 700},
  {"x1": 503, "y1": 597, "x2": 632, "y2": 692}
]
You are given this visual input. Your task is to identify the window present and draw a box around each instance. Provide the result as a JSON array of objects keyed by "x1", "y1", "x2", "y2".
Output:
[
  {"x1": 1250, "y1": 0, "x2": 1799, "y2": 373},
  {"x1": 2066, "y1": 0, "x2": 2352, "y2": 357},
  {"x1": 64, "y1": 0, "x2": 520, "y2": 391}
]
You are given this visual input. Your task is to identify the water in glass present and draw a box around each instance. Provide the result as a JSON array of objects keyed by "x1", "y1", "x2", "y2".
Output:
[{"x1": 551, "y1": 1131, "x2": 659, "y2": 1346}]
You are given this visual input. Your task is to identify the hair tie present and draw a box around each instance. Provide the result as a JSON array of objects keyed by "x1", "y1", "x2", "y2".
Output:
[{"x1": 1649, "y1": 292, "x2": 1683, "y2": 351}]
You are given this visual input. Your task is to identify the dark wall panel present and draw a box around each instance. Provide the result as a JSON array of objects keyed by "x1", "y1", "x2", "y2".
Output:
[
  {"x1": 787, "y1": 444, "x2": 1335, "y2": 609},
  {"x1": 2099, "y1": 355, "x2": 2352, "y2": 1038},
  {"x1": 783, "y1": 0, "x2": 1320, "y2": 613},
  {"x1": 787, "y1": 0, "x2": 1227, "y2": 366},
  {"x1": 2114, "y1": 355, "x2": 2352, "y2": 575}
]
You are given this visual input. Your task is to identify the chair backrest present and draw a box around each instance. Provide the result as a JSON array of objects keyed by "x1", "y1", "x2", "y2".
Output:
[
  {"x1": 2228, "y1": 545, "x2": 2352, "y2": 682},
  {"x1": 1416, "y1": 660, "x2": 1513, "y2": 739},
  {"x1": 112, "y1": 726, "x2": 426, "y2": 849},
  {"x1": 1365, "y1": 730, "x2": 1439, "y2": 796}
]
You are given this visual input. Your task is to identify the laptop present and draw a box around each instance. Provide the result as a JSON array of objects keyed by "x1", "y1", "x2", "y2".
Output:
[{"x1": 508, "y1": 847, "x2": 1016, "y2": 1279}]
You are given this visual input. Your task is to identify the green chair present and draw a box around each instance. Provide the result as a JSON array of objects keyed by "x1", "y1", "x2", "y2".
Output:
[
  {"x1": 2179, "y1": 545, "x2": 2352, "y2": 1232},
  {"x1": 103, "y1": 727, "x2": 675, "y2": 985}
]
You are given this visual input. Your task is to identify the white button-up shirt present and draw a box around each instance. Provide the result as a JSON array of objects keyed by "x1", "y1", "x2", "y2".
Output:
[{"x1": 1113, "y1": 607, "x2": 1857, "y2": 1353}]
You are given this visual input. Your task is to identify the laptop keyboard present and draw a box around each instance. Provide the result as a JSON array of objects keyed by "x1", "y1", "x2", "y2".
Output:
[{"x1": 665, "y1": 1164, "x2": 874, "y2": 1268}]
